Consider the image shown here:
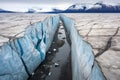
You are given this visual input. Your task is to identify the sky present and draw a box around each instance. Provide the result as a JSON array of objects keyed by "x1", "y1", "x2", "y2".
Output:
[{"x1": 0, "y1": 0, "x2": 120, "y2": 12}]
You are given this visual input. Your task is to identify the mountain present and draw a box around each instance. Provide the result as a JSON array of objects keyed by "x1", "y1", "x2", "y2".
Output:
[
  {"x1": 26, "y1": 8, "x2": 55, "y2": 13},
  {"x1": 45, "y1": 8, "x2": 63, "y2": 13},
  {"x1": 52, "y1": 8, "x2": 63, "y2": 12},
  {"x1": 87, "y1": 2, "x2": 120, "y2": 12},
  {"x1": 1, "y1": 2, "x2": 120, "y2": 13},
  {"x1": 64, "y1": 2, "x2": 120, "y2": 13},
  {"x1": 63, "y1": 3, "x2": 86, "y2": 13},
  {"x1": 26, "y1": 8, "x2": 43, "y2": 13},
  {"x1": 0, "y1": 8, "x2": 15, "y2": 13},
  {"x1": 26, "y1": 9, "x2": 36, "y2": 13}
]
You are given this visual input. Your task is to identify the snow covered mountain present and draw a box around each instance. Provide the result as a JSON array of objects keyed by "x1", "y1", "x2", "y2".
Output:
[
  {"x1": 1, "y1": 2, "x2": 120, "y2": 13},
  {"x1": 26, "y1": 8, "x2": 43, "y2": 13},
  {"x1": 64, "y1": 2, "x2": 120, "y2": 13},
  {"x1": 0, "y1": 8, "x2": 15, "y2": 13},
  {"x1": 26, "y1": 8, "x2": 58, "y2": 13},
  {"x1": 67, "y1": 3, "x2": 86, "y2": 11},
  {"x1": 26, "y1": 9, "x2": 36, "y2": 13}
]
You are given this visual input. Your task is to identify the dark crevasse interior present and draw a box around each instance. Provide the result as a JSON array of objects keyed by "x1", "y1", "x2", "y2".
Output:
[{"x1": 28, "y1": 21, "x2": 72, "y2": 80}]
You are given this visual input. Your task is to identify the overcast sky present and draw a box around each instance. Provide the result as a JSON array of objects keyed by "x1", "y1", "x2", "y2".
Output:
[{"x1": 0, "y1": 0, "x2": 120, "y2": 12}]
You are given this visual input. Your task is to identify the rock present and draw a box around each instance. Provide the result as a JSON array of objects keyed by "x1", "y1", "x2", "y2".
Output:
[
  {"x1": 57, "y1": 40, "x2": 65, "y2": 47},
  {"x1": 58, "y1": 32, "x2": 62, "y2": 34},
  {"x1": 54, "y1": 63, "x2": 59, "y2": 67},
  {"x1": 31, "y1": 72, "x2": 35, "y2": 76},
  {"x1": 48, "y1": 51, "x2": 51, "y2": 54},
  {"x1": 48, "y1": 72, "x2": 51, "y2": 76},
  {"x1": 41, "y1": 74, "x2": 46, "y2": 79},
  {"x1": 62, "y1": 37, "x2": 66, "y2": 39},
  {"x1": 53, "y1": 48, "x2": 57, "y2": 52}
]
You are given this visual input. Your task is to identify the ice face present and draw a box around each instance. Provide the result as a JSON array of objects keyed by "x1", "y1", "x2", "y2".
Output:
[
  {"x1": 63, "y1": 13, "x2": 120, "y2": 80},
  {"x1": 60, "y1": 14, "x2": 106, "y2": 80},
  {"x1": 0, "y1": 15, "x2": 60, "y2": 80}
]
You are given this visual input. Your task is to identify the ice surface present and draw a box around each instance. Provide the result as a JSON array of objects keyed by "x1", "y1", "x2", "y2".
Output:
[
  {"x1": 63, "y1": 13, "x2": 120, "y2": 80},
  {"x1": 0, "y1": 13, "x2": 55, "y2": 46}
]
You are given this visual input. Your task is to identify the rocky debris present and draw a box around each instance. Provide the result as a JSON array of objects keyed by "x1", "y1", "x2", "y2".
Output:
[
  {"x1": 53, "y1": 48, "x2": 57, "y2": 52},
  {"x1": 48, "y1": 72, "x2": 52, "y2": 76},
  {"x1": 58, "y1": 32, "x2": 62, "y2": 34},
  {"x1": 29, "y1": 24, "x2": 71, "y2": 80},
  {"x1": 65, "y1": 13, "x2": 120, "y2": 80},
  {"x1": 57, "y1": 40, "x2": 65, "y2": 47},
  {"x1": 62, "y1": 37, "x2": 66, "y2": 39},
  {"x1": 54, "y1": 63, "x2": 60, "y2": 67},
  {"x1": 48, "y1": 51, "x2": 51, "y2": 54},
  {"x1": 31, "y1": 72, "x2": 35, "y2": 76}
]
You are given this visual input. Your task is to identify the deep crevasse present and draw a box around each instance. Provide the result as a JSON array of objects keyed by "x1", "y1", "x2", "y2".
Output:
[{"x1": 0, "y1": 14, "x2": 106, "y2": 80}]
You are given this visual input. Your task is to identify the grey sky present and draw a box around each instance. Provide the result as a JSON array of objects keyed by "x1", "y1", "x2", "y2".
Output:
[
  {"x1": 0, "y1": 0, "x2": 120, "y2": 12},
  {"x1": 0, "y1": 0, "x2": 77, "y2": 4},
  {"x1": 0, "y1": 0, "x2": 120, "y2": 4}
]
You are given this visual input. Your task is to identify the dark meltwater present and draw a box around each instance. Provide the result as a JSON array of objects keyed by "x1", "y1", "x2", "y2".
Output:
[{"x1": 28, "y1": 23, "x2": 72, "y2": 80}]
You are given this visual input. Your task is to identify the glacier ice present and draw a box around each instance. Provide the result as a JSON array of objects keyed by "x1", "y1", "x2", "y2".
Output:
[
  {"x1": 0, "y1": 16, "x2": 60, "y2": 80},
  {"x1": 0, "y1": 14, "x2": 106, "y2": 80},
  {"x1": 60, "y1": 14, "x2": 106, "y2": 80}
]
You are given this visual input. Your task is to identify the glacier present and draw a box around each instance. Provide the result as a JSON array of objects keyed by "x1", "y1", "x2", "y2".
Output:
[{"x1": 0, "y1": 14, "x2": 106, "y2": 80}]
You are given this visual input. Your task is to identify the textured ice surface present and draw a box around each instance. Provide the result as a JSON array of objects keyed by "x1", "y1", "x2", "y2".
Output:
[
  {"x1": 60, "y1": 14, "x2": 106, "y2": 80},
  {"x1": 0, "y1": 13, "x2": 55, "y2": 46},
  {"x1": 0, "y1": 14, "x2": 59, "y2": 80},
  {"x1": 63, "y1": 13, "x2": 120, "y2": 80}
]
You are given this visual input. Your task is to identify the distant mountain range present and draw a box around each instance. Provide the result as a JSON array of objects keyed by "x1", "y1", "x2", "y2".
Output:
[
  {"x1": 26, "y1": 9, "x2": 36, "y2": 13},
  {"x1": 0, "y1": 2, "x2": 120, "y2": 13},
  {"x1": 26, "y1": 8, "x2": 42, "y2": 13},
  {"x1": 63, "y1": 2, "x2": 120, "y2": 13},
  {"x1": 0, "y1": 8, "x2": 15, "y2": 13},
  {"x1": 26, "y1": 8, "x2": 63, "y2": 13}
]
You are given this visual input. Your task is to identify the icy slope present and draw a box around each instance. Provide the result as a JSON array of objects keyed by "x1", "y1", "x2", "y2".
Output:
[
  {"x1": 0, "y1": 15, "x2": 60, "y2": 80},
  {"x1": 64, "y1": 13, "x2": 120, "y2": 80},
  {"x1": 60, "y1": 14, "x2": 106, "y2": 80}
]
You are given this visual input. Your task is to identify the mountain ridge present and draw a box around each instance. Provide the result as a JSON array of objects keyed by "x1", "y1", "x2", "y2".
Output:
[{"x1": 63, "y1": 2, "x2": 120, "y2": 13}]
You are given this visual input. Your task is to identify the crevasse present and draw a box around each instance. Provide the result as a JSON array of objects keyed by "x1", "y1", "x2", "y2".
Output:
[{"x1": 0, "y1": 15, "x2": 106, "y2": 80}]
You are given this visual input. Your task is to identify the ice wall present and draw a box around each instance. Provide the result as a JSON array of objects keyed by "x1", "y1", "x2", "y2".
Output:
[
  {"x1": 60, "y1": 14, "x2": 106, "y2": 80},
  {"x1": 0, "y1": 16, "x2": 60, "y2": 80}
]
